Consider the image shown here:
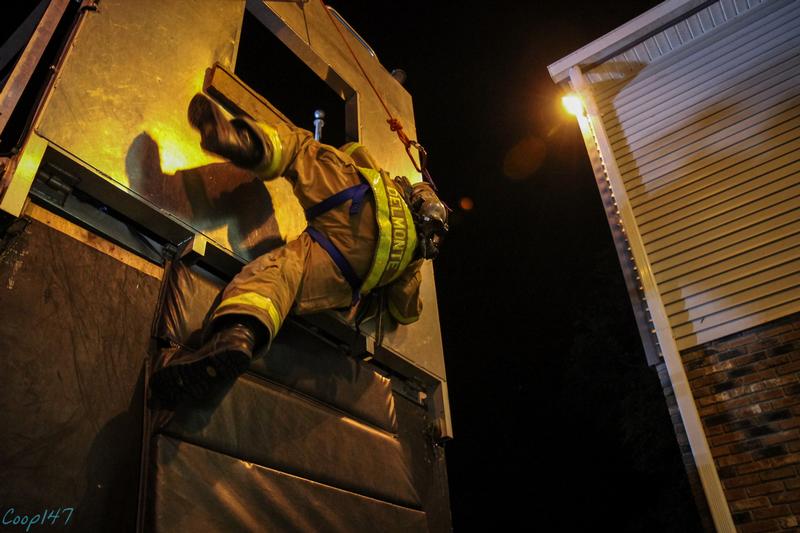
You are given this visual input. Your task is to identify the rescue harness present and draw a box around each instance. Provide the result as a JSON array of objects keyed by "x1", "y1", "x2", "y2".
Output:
[
  {"x1": 304, "y1": 181, "x2": 370, "y2": 304},
  {"x1": 304, "y1": 166, "x2": 417, "y2": 306}
]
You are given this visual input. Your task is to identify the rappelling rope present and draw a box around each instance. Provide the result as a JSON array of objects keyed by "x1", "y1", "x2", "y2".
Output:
[{"x1": 319, "y1": 0, "x2": 439, "y2": 191}]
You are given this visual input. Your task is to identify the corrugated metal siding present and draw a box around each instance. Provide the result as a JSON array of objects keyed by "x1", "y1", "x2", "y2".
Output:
[{"x1": 589, "y1": 0, "x2": 800, "y2": 350}]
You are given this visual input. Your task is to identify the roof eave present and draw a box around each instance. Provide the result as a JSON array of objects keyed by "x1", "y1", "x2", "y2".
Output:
[{"x1": 547, "y1": 0, "x2": 712, "y2": 84}]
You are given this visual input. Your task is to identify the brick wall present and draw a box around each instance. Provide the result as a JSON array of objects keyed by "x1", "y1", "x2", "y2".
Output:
[
  {"x1": 680, "y1": 312, "x2": 800, "y2": 532},
  {"x1": 655, "y1": 361, "x2": 715, "y2": 532}
]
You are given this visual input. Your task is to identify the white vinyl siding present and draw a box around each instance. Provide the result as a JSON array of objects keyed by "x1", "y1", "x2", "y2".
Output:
[{"x1": 589, "y1": 0, "x2": 800, "y2": 350}]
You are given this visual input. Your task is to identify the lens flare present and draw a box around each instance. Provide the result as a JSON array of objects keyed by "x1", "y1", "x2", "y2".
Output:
[
  {"x1": 562, "y1": 94, "x2": 584, "y2": 116},
  {"x1": 502, "y1": 136, "x2": 546, "y2": 180}
]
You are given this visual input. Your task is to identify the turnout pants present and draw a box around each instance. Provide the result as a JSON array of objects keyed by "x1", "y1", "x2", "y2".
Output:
[{"x1": 210, "y1": 223, "x2": 377, "y2": 341}]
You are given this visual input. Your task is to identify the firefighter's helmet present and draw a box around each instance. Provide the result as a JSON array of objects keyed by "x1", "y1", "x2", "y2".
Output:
[{"x1": 394, "y1": 176, "x2": 449, "y2": 260}]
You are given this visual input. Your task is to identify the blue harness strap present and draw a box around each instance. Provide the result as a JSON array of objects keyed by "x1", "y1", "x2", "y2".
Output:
[
  {"x1": 304, "y1": 181, "x2": 372, "y2": 304},
  {"x1": 305, "y1": 226, "x2": 361, "y2": 303},
  {"x1": 305, "y1": 183, "x2": 370, "y2": 219}
]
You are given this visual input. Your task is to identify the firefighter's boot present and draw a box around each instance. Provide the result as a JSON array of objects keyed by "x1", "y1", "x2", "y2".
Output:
[
  {"x1": 151, "y1": 322, "x2": 256, "y2": 406},
  {"x1": 187, "y1": 93, "x2": 263, "y2": 167}
]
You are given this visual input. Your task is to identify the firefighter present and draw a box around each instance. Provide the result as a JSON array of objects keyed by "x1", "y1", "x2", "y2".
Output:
[{"x1": 151, "y1": 94, "x2": 448, "y2": 404}]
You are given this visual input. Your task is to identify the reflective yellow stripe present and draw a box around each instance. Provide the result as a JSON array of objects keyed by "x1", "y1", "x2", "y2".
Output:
[
  {"x1": 380, "y1": 172, "x2": 417, "y2": 286},
  {"x1": 342, "y1": 142, "x2": 361, "y2": 156},
  {"x1": 216, "y1": 292, "x2": 282, "y2": 334},
  {"x1": 257, "y1": 123, "x2": 283, "y2": 179},
  {"x1": 395, "y1": 197, "x2": 417, "y2": 283},
  {"x1": 358, "y1": 167, "x2": 418, "y2": 293},
  {"x1": 379, "y1": 183, "x2": 412, "y2": 287},
  {"x1": 359, "y1": 167, "x2": 393, "y2": 294},
  {"x1": 388, "y1": 299, "x2": 419, "y2": 325},
  {"x1": 342, "y1": 142, "x2": 379, "y2": 169}
]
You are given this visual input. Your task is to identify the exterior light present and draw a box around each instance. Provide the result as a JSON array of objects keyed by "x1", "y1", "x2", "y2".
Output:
[{"x1": 562, "y1": 94, "x2": 584, "y2": 116}]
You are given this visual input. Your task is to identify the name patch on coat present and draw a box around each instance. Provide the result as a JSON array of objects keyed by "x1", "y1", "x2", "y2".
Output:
[{"x1": 386, "y1": 186, "x2": 408, "y2": 272}]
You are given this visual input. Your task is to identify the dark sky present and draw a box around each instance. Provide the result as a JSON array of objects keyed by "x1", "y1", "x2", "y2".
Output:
[{"x1": 332, "y1": 2, "x2": 705, "y2": 531}]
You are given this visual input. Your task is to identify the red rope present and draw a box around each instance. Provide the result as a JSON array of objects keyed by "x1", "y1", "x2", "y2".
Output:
[
  {"x1": 320, "y1": 0, "x2": 434, "y2": 185},
  {"x1": 320, "y1": 2, "x2": 395, "y2": 121}
]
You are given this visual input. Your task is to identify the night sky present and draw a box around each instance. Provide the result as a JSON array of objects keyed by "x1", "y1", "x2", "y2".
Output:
[{"x1": 332, "y1": 1, "x2": 703, "y2": 530}]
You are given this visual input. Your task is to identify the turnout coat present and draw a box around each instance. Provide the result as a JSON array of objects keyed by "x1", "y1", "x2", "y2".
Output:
[{"x1": 210, "y1": 118, "x2": 425, "y2": 340}]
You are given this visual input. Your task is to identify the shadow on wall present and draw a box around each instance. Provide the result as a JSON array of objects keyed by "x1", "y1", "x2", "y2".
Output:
[
  {"x1": 609, "y1": 86, "x2": 793, "y2": 349},
  {"x1": 76, "y1": 365, "x2": 146, "y2": 532},
  {"x1": 594, "y1": 14, "x2": 800, "y2": 355},
  {"x1": 584, "y1": 60, "x2": 646, "y2": 95},
  {"x1": 126, "y1": 132, "x2": 285, "y2": 260}
]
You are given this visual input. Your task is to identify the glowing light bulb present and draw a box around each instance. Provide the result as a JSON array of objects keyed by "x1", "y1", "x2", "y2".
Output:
[{"x1": 562, "y1": 94, "x2": 584, "y2": 116}]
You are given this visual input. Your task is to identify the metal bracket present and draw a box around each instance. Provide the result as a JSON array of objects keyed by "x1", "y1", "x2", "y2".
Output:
[
  {"x1": 33, "y1": 167, "x2": 77, "y2": 206},
  {"x1": 177, "y1": 233, "x2": 207, "y2": 265},
  {"x1": 0, "y1": 132, "x2": 47, "y2": 216},
  {"x1": 361, "y1": 332, "x2": 454, "y2": 441},
  {"x1": 427, "y1": 379, "x2": 453, "y2": 442}
]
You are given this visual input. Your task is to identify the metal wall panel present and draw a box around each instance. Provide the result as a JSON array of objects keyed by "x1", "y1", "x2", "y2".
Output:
[
  {"x1": 15, "y1": 0, "x2": 449, "y2": 426},
  {"x1": 589, "y1": 0, "x2": 800, "y2": 350},
  {"x1": 0, "y1": 214, "x2": 161, "y2": 532}
]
